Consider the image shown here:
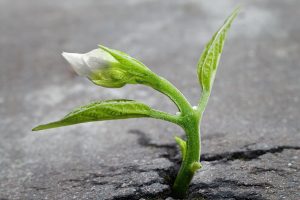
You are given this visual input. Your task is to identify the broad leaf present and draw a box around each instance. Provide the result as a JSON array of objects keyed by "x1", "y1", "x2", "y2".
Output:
[
  {"x1": 197, "y1": 8, "x2": 239, "y2": 92},
  {"x1": 32, "y1": 100, "x2": 152, "y2": 131}
]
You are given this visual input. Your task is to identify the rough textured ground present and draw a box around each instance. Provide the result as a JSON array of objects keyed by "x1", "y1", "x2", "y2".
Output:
[{"x1": 0, "y1": 0, "x2": 299, "y2": 199}]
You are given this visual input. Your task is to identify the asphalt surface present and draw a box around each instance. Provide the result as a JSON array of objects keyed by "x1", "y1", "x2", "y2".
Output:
[{"x1": 0, "y1": 0, "x2": 299, "y2": 199}]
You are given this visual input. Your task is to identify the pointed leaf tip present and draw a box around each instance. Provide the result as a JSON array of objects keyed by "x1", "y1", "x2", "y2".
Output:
[
  {"x1": 197, "y1": 8, "x2": 239, "y2": 92},
  {"x1": 32, "y1": 99, "x2": 154, "y2": 131},
  {"x1": 32, "y1": 126, "x2": 46, "y2": 131},
  {"x1": 32, "y1": 127, "x2": 39, "y2": 131}
]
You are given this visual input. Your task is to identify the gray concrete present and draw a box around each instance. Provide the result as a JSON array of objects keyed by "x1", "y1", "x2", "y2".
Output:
[{"x1": 0, "y1": 0, "x2": 299, "y2": 199}]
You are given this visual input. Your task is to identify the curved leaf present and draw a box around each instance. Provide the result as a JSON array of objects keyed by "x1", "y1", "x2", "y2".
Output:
[
  {"x1": 197, "y1": 8, "x2": 239, "y2": 92},
  {"x1": 32, "y1": 100, "x2": 152, "y2": 131},
  {"x1": 175, "y1": 136, "x2": 187, "y2": 161},
  {"x1": 98, "y1": 45, "x2": 151, "y2": 72}
]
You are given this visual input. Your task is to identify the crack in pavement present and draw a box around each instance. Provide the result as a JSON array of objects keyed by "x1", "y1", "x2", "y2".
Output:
[
  {"x1": 128, "y1": 129, "x2": 180, "y2": 164},
  {"x1": 129, "y1": 129, "x2": 300, "y2": 164},
  {"x1": 128, "y1": 129, "x2": 182, "y2": 178},
  {"x1": 127, "y1": 129, "x2": 300, "y2": 199},
  {"x1": 200, "y1": 146, "x2": 300, "y2": 162},
  {"x1": 44, "y1": 130, "x2": 299, "y2": 200}
]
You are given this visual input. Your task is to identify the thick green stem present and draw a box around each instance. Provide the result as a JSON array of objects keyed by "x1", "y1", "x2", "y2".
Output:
[
  {"x1": 141, "y1": 73, "x2": 192, "y2": 115},
  {"x1": 172, "y1": 91, "x2": 210, "y2": 198},
  {"x1": 172, "y1": 112, "x2": 201, "y2": 198},
  {"x1": 138, "y1": 72, "x2": 210, "y2": 198}
]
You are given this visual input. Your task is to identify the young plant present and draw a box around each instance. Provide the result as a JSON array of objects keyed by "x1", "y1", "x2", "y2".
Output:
[{"x1": 33, "y1": 8, "x2": 239, "y2": 198}]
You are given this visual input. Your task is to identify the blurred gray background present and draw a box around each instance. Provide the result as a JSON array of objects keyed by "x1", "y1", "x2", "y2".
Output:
[{"x1": 0, "y1": 0, "x2": 299, "y2": 199}]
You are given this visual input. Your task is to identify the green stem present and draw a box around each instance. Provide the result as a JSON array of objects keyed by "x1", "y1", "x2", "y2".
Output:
[
  {"x1": 149, "y1": 109, "x2": 180, "y2": 124},
  {"x1": 172, "y1": 91, "x2": 210, "y2": 198},
  {"x1": 198, "y1": 91, "x2": 210, "y2": 114},
  {"x1": 172, "y1": 111, "x2": 201, "y2": 198},
  {"x1": 139, "y1": 72, "x2": 211, "y2": 198},
  {"x1": 143, "y1": 73, "x2": 192, "y2": 115}
]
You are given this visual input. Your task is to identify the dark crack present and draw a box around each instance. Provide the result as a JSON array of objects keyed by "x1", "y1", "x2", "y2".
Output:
[
  {"x1": 126, "y1": 129, "x2": 183, "y2": 199},
  {"x1": 126, "y1": 130, "x2": 300, "y2": 199},
  {"x1": 127, "y1": 130, "x2": 300, "y2": 199},
  {"x1": 129, "y1": 129, "x2": 300, "y2": 165},
  {"x1": 56, "y1": 130, "x2": 299, "y2": 200},
  {"x1": 128, "y1": 129, "x2": 180, "y2": 163},
  {"x1": 128, "y1": 129, "x2": 181, "y2": 184},
  {"x1": 200, "y1": 146, "x2": 300, "y2": 162}
]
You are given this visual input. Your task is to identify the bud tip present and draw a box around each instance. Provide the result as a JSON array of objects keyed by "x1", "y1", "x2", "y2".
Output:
[{"x1": 62, "y1": 51, "x2": 90, "y2": 76}]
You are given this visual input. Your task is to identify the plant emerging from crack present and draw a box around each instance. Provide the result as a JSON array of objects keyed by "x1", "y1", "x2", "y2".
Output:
[{"x1": 33, "y1": 8, "x2": 239, "y2": 198}]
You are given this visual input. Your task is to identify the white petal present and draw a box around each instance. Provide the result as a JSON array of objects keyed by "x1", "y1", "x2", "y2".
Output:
[
  {"x1": 62, "y1": 52, "x2": 91, "y2": 76},
  {"x1": 83, "y1": 49, "x2": 117, "y2": 71}
]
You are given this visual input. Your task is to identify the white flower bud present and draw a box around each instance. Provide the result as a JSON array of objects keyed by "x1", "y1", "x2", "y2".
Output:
[
  {"x1": 61, "y1": 46, "x2": 154, "y2": 88},
  {"x1": 62, "y1": 49, "x2": 118, "y2": 77}
]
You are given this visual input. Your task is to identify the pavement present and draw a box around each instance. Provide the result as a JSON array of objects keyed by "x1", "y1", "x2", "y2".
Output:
[{"x1": 0, "y1": 0, "x2": 299, "y2": 199}]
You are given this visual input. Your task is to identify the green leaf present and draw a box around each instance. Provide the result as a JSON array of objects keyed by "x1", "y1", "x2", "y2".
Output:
[
  {"x1": 98, "y1": 45, "x2": 151, "y2": 73},
  {"x1": 32, "y1": 100, "x2": 153, "y2": 131},
  {"x1": 89, "y1": 67, "x2": 132, "y2": 88},
  {"x1": 175, "y1": 136, "x2": 187, "y2": 161},
  {"x1": 197, "y1": 7, "x2": 239, "y2": 92}
]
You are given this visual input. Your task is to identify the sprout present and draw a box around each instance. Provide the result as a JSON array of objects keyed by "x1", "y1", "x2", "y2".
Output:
[{"x1": 33, "y1": 8, "x2": 239, "y2": 198}]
